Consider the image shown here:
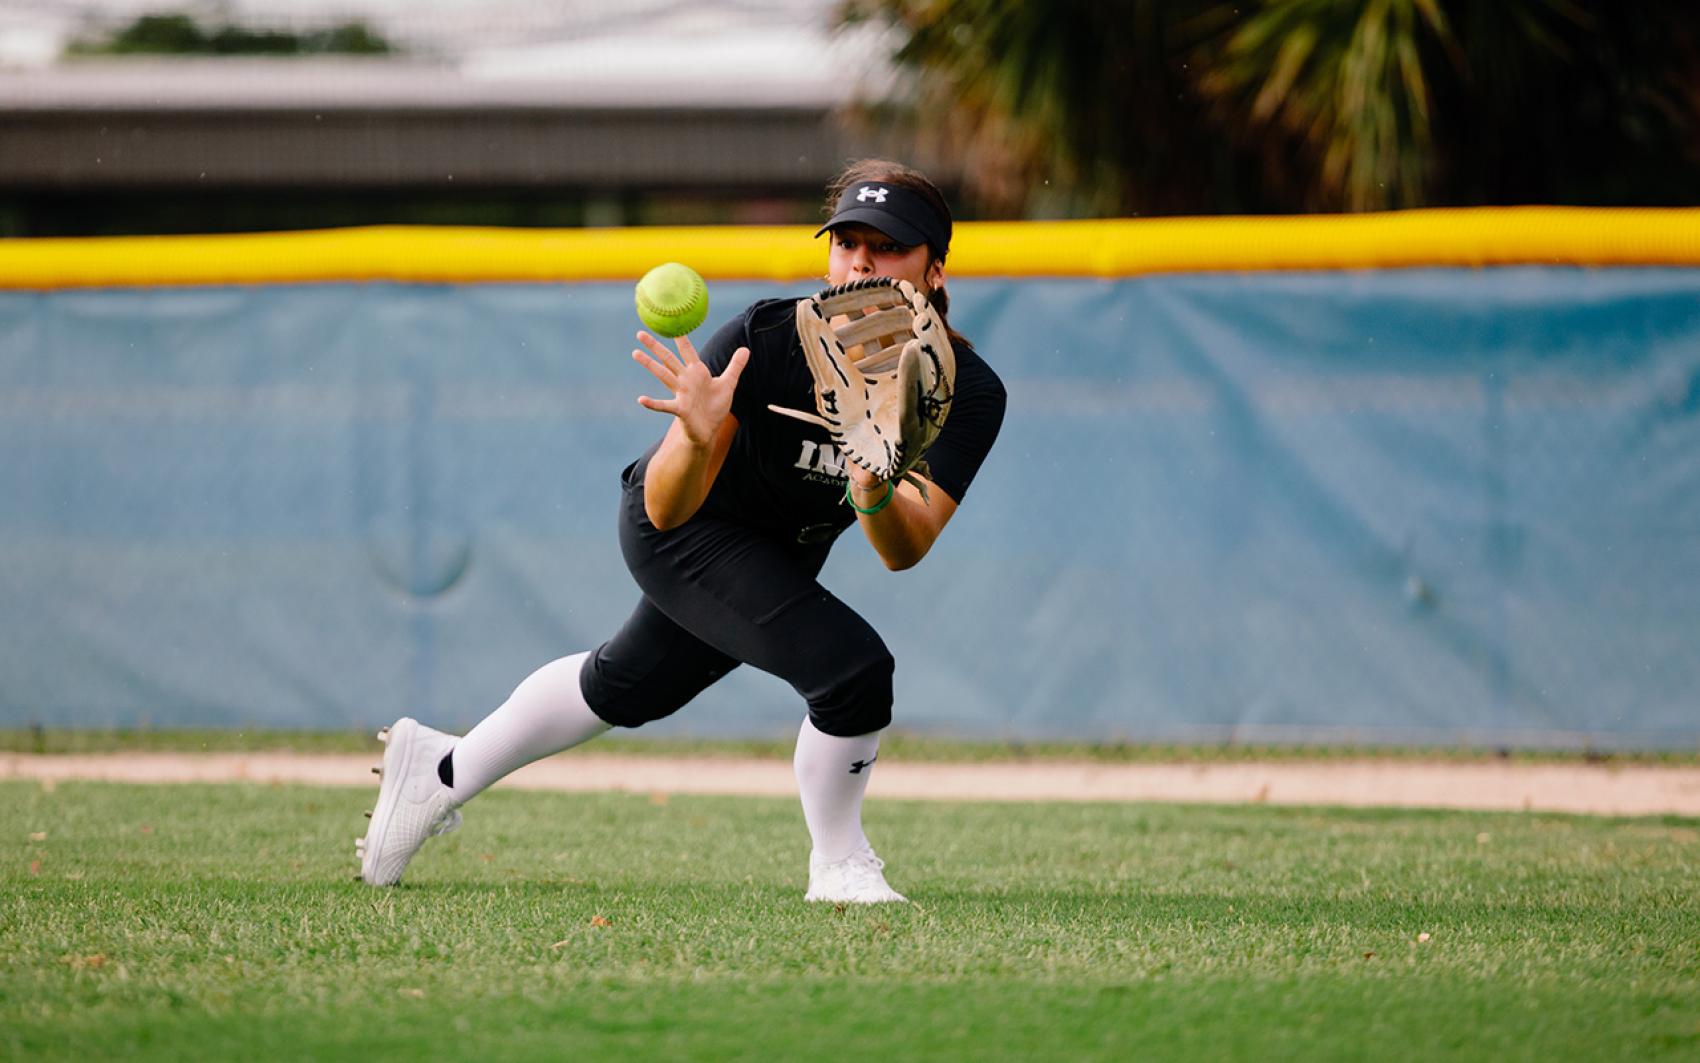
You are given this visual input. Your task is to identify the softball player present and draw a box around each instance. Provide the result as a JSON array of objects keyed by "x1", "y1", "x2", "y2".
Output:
[{"x1": 359, "y1": 160, "x2": 1007, "y2": 903}]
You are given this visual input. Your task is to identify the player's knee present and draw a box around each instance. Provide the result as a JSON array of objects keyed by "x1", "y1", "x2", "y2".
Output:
[
  {"x1": 585, "y1": 669, "x2": 702, "y2": 728},
  {"x1": 805, "y1": 645, "x2": 894, "y2": 737},
  {"x1": 579, "y1": 643, "x2": 722, "y2": 729},
  {"x1": 589, "y1": 696, "x2": 682, "y2": 730}
]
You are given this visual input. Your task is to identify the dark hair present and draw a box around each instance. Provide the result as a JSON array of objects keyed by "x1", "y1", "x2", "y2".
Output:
[{"x1": 823, "y1": 159, "x2": 969, "y2": 351}]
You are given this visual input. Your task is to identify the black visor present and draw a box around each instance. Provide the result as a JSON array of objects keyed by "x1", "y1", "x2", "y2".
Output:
[{"x1": 815, "y1": 181, "x2": 951, "y2": 260}]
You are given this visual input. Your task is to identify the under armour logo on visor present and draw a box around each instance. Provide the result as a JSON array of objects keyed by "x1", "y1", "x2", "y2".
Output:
[{"x1": 856, "y1": 186, "x2": 890, "y2": 203}]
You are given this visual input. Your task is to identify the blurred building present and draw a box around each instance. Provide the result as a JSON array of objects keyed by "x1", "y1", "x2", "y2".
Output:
[{"x1": 0, "y1": 1, "x2": 939, "y2": 235}]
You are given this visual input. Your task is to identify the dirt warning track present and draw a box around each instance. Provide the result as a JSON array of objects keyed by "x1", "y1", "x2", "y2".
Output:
[{"x1": 5, "y1": 752, "x2": 1699, "y2": 817}]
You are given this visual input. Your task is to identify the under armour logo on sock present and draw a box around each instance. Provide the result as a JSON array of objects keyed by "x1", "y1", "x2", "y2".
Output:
[{"x1": 848, "y1": 755, "x2": 878, "y2": 774}]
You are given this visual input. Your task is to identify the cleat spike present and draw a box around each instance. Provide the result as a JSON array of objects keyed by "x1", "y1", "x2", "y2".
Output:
[
  {"x1": 377, "y1": 727, "x2": 390, "y2": 742},
  {"x1": 372, "y1": 766, "x2": 382, "y2": 775},
  {"x1": 364, "y1": 810, "x2": 373, "y2": 818}
]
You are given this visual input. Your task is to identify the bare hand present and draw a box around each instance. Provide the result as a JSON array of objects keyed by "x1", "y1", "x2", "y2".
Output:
[{"x1": 632, "y1": 332, "x2": 750, "y2": 448}]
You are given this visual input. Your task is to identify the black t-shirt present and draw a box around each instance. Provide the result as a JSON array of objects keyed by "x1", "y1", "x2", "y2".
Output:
[{"x1": 628, "y1": 297, "x2": 1007, "y2": 543}]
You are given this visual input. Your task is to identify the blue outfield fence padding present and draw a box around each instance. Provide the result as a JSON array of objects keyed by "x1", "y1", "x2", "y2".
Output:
[{"x1": 2, "y1": 269, "x2": 1697, "y2": 747}]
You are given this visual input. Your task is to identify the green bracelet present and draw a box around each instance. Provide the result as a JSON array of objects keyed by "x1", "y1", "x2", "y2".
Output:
[{"x1": 845, "y1": 479, "x2": 895, "y2": 515}]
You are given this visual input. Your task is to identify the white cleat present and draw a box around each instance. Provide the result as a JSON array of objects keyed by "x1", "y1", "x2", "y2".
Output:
[
  {"x1": 358, "y1": 716, "x2": 462, "y2": 887},
  {"x1": 805, "y1": 844, "x2": 908, "y2": 904}
]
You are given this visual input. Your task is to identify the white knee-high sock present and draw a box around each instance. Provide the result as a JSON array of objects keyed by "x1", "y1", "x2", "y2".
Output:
[
  {"x1": 443, "y1": 652, "x2": 610, "y2": 803},
  {"x1": 793, "y1": 716, "x2": 881, "y2": 862}
]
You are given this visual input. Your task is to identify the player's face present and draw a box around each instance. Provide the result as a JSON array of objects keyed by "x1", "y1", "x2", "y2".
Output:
[{"x1": 827, "y1": 224, "x2": 944, "y2": 293}]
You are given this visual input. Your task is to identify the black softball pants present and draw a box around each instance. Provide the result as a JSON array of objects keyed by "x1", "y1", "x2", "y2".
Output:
[{"x1": 579, "y1": 482, "x2": 894, "y2": 738}]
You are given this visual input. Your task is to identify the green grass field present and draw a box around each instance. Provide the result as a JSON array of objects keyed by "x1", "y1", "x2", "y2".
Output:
[{"x1": 5, "y1": 780, "x2": 1698, "y2": 1060}]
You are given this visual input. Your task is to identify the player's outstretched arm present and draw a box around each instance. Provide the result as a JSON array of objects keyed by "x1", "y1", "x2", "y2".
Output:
[
  {"x1": 632, "y1": 331, "x2": 749, "y2": 530},
  {"x1": 846, "y1": 467, "x2": 958, "y2": 571}
]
